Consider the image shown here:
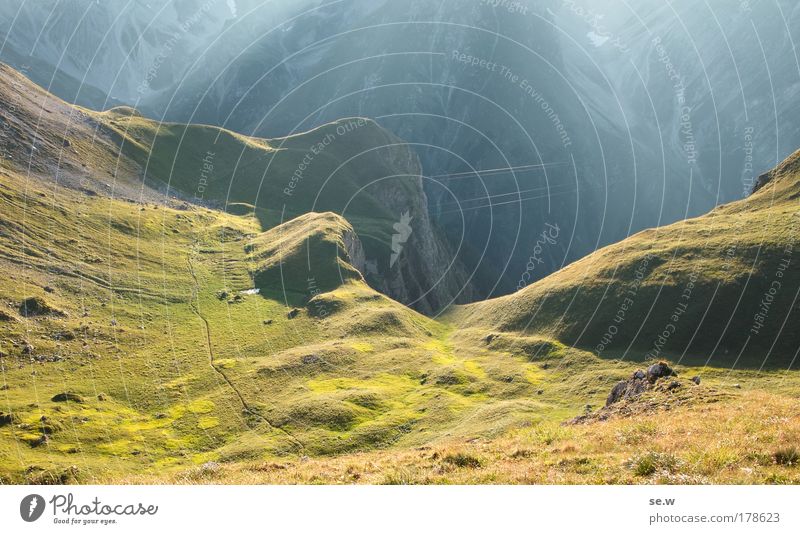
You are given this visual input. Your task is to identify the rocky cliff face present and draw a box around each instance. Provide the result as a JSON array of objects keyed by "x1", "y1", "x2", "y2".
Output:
[
  {"x1": 553, "y1": 0, "x2": 800, "y2": 208},
  {"x1": 362, "y1": 140, "x2": 477, "y2": 314},
  {"x1": 0, "y1": 0, "x2": 284, "y2": 108},
  {"x1": 140, "y1": 0, "x2": 800, "y2": 300},
  {"x1": 0, "y1": 60, "x2": 473, "y2": 313},
  {"x1": 4, "y1": 0, "x2": 798, "y2": 303}
]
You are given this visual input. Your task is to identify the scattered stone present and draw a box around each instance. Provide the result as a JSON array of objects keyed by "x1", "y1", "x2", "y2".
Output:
[
  {"x1": 606, "y1": 372, "x2": 650, "y2": 406},
  {"x1": 0, "y1": 309, "x2": 15, "y2": 322},
  {"x1": 22, "y1": 343, "x2": 34, "y2": 355},
  {"x1": 0, "y1": 412, "x2": 18, "y2": 426},
  {"x1": 287, "y1": 308, "x2": 301, "y2": 319},
  {"x1": 605, "y1": 364, "x2": 681, "y2": 406},
  {"x1": 51, "y1": 331, "x2": 76, "y2": 341},
  {"x1": 27, "y1": 434, "x2": 49, "y2": 448},
  {"x1": 97, "y1": 393, "x2": 107, "y2": 401},
  {"x1": 691, "y1": 376, "x2": 701, "y2": 385},
  {"x1": 44, "y1": 286, "x2": 55, "y2": 293},
  {"x1": 215, "y1": 290, "x2": 229, "y2": 300},
  {"x1": 154, "y1": 413, "x2": 168, "y2": 419},
  {"x1": 301, "y1": 355, "x2": 322, "y2": 365},
  {"x1": 484, "y1": 334, "x2": 497, "y2": 344},
  {"x1": 18, "y1": 297, "x2": 64, "y2": 318},
  {"x1": 733, "y1": 384, "x2": 742, "y2": 389},
  {"x1": 570, "y1": 376, "x2": 726, "y2": 426},
  {"x1": 646, "y1": 361, "x2": 677, "y2": 383},
  {"x1": 537, "y1": 389, "x2": 544, "y2": 395},
  {"x1": 263, "y1": 319, "x2": 274, "y2": 325},
  {"x1": 32, "y1": 354, "x2": 63, "y2": 363},
  {"x1": 51, "y1": 392, "x2": 85, "y2": 403},
  {"x1": 39, "y1": 416, "x2": 62, "y2": 435}
]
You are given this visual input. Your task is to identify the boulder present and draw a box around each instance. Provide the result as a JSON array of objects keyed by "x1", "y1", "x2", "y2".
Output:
[
  {"x1": 51, "y1": 392, "x2": 85, "y2": 403},
  {"x1": 0, "y1": 412, "x2": 18, "y2": 426},
  {"x1": 606, "y1": 375, "x2": 650, "y2": 406},
  {"x1": 18, "y1": 297, "x2": 64, "y2": 318},
  {"x1": 51, "y1": 331, "x2": 76, "y2": 341},
  {"x1": 646, "y1": 362, "x2": 677, "y2": 383}
]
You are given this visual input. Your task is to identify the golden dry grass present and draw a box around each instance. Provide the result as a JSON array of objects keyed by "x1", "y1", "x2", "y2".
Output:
[{"x1": 106, "y1": 390, "x2": 800, "y2": 485}]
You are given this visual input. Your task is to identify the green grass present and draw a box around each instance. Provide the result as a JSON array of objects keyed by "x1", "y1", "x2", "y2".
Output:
[
  {"x1": 99, "y1": 110, "x2": 422, "y2": 273},
  {"x1": 0, "y1": 167, "x2": 586, "y2": 481},
  {"x1": 448, "y1": 149, "x2": 800, "y2": 365},
  {"x1": 248, "y1": 211, "x2": 364, "y2": 297},
  {"x1": 2, "y1": 62, "x2": 800, "y2": 484}
]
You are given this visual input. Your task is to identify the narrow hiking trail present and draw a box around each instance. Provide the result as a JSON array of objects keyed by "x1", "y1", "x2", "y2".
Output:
[{"x1": 185, "y1": 247, "x2": 306, "y2": 452}]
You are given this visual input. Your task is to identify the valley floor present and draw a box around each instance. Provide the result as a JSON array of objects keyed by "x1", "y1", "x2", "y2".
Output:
[
  {"x1": 110, "y1": 388, "x2": 800, "y2": 485},
  {"x1": 1, "y1": 65, "x2": 799, "y2": 485},
  {"x1": 1, "y1": 169, "x2": 799, "y2": 484}
]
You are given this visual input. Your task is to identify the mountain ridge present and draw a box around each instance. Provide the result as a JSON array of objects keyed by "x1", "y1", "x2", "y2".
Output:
[
  {"x1": 2, "y1": 63, "x2": 800, "y2": 485},
  {"x1": 0, "y1": 62, "x2": 474, "y2": 313},
  {"x1": 448, "y1": 149, "x2": 800, "y2": 364}
]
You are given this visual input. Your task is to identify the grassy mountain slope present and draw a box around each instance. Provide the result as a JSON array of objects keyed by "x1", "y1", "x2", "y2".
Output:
[
  {"x1": 0, "y1": 62, "x2": 551, "y2": 479},
  {"x1": 450, "y1": 150, "x2": 800, "y2": 365},
  {"x1": 0, "y1": 165, "x2": 560, "y2": 480},
  {"x1": 97, "y1": 108, "x2": 476, "y2": 313},
  {"x1": 248, "y1": 212, "x2": 366, "y2": 297},
  {"x1": 1, "y1": 64, "x2": 800, "y2": 484},
  {"x1": 0, "y1": 61, "x2": 473, "y2": 314},
  {"x1": 3, "y1": 160, "x2": 798, "y2": 485}
]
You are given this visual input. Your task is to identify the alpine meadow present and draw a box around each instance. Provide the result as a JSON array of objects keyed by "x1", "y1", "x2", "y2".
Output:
[{"x1": 1, "y1": 0, "x2": 800, "y2": 490}]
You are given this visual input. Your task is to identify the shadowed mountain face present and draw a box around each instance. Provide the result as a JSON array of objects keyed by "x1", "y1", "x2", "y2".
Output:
[
  {"x1": 451, "y1": 149, "x2": 800, "y2": 365},
  {"x1": 0, "y1": 63, "x2": 474, "y2": 313},
  {"x1": 0, "y1": 62, "x2": 569, "y2": 480},
  {"x1": 2, "y1": 60, "x2": 800, "y2": 485},
  {"x1": 2, "y1": 0, "x2": 799, "y2": 302}
]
